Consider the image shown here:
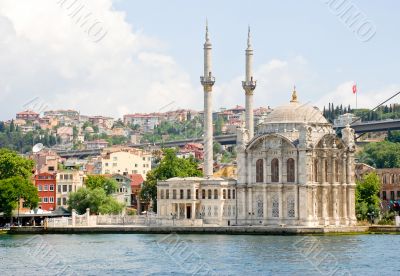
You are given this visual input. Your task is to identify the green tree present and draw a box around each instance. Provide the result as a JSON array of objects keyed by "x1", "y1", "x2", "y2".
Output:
[
  {"x1": 85, "y1": 175, "x2": 118, "y2": 195},
  {"x1": 68, "y1": 187, "x2": 124, "y2": 215},
  {"x1": 357, "y1": 141, "x2": 400, "y2": 168},
  {"x1": 0, "y1": 149, "x2": 39, "y2": 218},
  {"x1": 140, "y1": 148, "x2": 202, "y2": 211},
  {"x1": 355, "y1": 172, "x2": 381, "y2": 221}
]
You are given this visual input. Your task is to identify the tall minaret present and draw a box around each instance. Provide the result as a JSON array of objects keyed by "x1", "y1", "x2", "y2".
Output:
[
  {"x1": 242, "y1": 26, "x2": 257, "y2": 139},
  {"x1": 200, "y1": 21, "x2": 215, "y2": 178}
]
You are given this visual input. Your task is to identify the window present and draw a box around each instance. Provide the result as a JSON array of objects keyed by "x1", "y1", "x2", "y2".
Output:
[
  {"x1": 50, "y1": 185, "x2": 54, "y2": 191},
  {"x1": 187, "y1": 189, "x2": 191, "y2": 199},
  {"x1": 43, "y1": 197, "x2": 48, "y2": 203},
  {"x1": 57, "y1": 185, "x2": 61, "y2": 193},
  {"x1": 232, "y1": 189, "x2": 236, "y2": 199},
  {"x1": 383, "y1": 191, "x2": 387, "y2": 200},
  {"x1": 195, "y1": 189, "x2": 198, "y2": 199},
  {"x1": 113, "y1": 163, "x2": 117, "y2": 167},
  {"x1": 166, "y1": 190, "x2": 170, "y2": 199},
  {"x1": 160, "y1": 190, "x2": 164, "y2": 199},
  {"x1": 172, "y1": 189, "x2": 176, "y2": 199},
  {"x1": 214, "y1": 189, "x2": 218, "y2": 199},
  {"x1": 180, "y1": 189, "x2": 184, "y2": 199},
  {"x1": 208, "y1": 189, "x2": 212, "y2": 199},
  {"x1": 63, "y1": 185, "x2": 67, "y2": 192},
  {"x1": 49, "y1": 197, "x2": 54, "y2": 203},
  {"x1": 44, "y1": 185, "x2": 49, "y2": 191},
  {"x1": 397, "y1": 191, "x2": 400, "y2": 199},
  {"x1": 271, "y1": 158, "x2": 279, "y2": 183},
  {"x1": 60, "y1": 175, "x2": 64, "y2": 180},
  {"x1": 314, "y1": 159, "x2": 319, "y2": 183},
  {"x1": 69, "y1": 185, "x2": 72, "y2": 192},
  {"x1": 38, "y1": 197, "x2": 42, "y2": 203},
  {"x1": 228, "y1": 189, "x2": 231, "y2": 199},
  {"x1": 105, "y1": 163, "x2": 109, "y2": 167},
  {"x1": 391, "y1": 191, "x2": 395, "y2": 200},
  {"x1": 256, "y1": 159, "x2": 264, "y2": 183},
  {"x1": 202, "y1": 189, "x2": 206, "y2": 199},
  {"x1": 62, "y1": 198, "x2": 67, "y2": 205},
  {"x1": 287, "y1": 158, "x2": 295, "y2": 182},
  {"x1": 57, "y1": 198, "x2": 61, "y2": 205},
  {"x1": 223, "y1": 189, "x2": 226, "y2": 199},
  {"x1": 325, "y1": 160, "x2": 328, "y2": 182},
  {"x1": 38, "y1": 185, "x2": 42, "y2": 191},
  {"x1": 113, "y1": 157, "x2": 117, "y2": 161},
  {"x1": 48, "y1": 166, "x2": 55, "y2": 172}
]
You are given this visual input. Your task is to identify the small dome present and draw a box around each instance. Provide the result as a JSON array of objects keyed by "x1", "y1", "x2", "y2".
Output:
[{"x1": 264, "y1": 90, "x2": 328, "y2": 124}]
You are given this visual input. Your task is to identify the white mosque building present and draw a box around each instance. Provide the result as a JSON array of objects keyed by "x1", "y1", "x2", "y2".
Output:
[{"x1": 157, "y1": 25, "x2": 357, "y2": 227}]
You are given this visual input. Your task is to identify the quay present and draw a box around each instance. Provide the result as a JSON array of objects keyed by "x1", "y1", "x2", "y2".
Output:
[{"x1": 7, "y1": 225, "x2": 400, "y2": 235}]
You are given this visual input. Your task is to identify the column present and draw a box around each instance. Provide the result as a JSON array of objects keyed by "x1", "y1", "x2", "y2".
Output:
[
  {"x1": 312, "y1": 187, "x2": 317, "y2": 225},
  {"x1": 332, "y1": 185, "x2": 340, "y2": 226},
  {"x1": 342, "y1": 184, "x2": 348, "y2": 225},
  {"x1": 192, "y1": 203, "x2": 196, "y2": 219},
  {"x1": 184, "y1": 203, "x2": 187, "y2": 219},
  {"x1": 263, "y1": 186, "x2": 268, "y2": 223}
]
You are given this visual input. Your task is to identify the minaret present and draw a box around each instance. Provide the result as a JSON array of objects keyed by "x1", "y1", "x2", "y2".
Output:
[
  {"x1": 242, "y1": 26, "x2": 257, "y2": 139},
  {"x1": 200, "y1": 21, "x2": 215, "y2": 178}
]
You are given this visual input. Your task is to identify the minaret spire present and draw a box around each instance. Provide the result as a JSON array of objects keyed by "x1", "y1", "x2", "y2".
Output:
[
  {"x1": 242, "y1": 26, "x2": 256, "y2": 139},
  {"x1": 200, "y1": 21, "x2": 215, "y2": 178}
]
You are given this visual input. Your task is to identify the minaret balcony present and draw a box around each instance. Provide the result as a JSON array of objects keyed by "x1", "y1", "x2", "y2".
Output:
[
  {"x1": 242, "y1": 80, "x2": 257, "y2": 90},
  {"x1": 200, "y1": 76, "x2": 216, "y2": 86}
]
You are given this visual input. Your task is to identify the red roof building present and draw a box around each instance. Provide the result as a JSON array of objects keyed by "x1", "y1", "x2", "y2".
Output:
[
  {"x1": 35, "y1": 172, "x2": 57, "y2": 211},
  {"x1": 16, "y1": 110, "x2": 40, "y2": 121}
]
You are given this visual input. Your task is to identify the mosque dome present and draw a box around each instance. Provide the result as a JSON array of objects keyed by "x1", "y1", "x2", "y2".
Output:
[{"x1": 264, "y1": 89, "x2": 328, "y2": 125}]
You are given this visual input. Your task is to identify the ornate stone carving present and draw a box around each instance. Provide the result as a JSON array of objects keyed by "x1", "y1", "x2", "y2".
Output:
[
  {"x1": 272, "y1": 193, "x2": 279, "y2": 218},
  {"x1": 341, "y1": 124, "x2": 355, "y2": 151}
]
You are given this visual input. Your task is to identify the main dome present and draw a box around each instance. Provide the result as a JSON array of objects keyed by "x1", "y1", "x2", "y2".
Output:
[{"x1": 264, "y1": 91, "x2": 329, "y2": 125}]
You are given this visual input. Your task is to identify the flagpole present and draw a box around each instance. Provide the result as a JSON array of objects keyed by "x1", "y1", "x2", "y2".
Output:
[{"x1": 356, "y1": 90, "x2": 358, "y2": 109}]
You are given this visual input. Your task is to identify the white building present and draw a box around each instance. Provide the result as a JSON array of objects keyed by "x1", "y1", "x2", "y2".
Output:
[
  {"x1": 56, "y1": 170, "x2": 85, "y2": 207},
  {"x1": 100, "y1": 147, "x2": 152, "y2": 179},
  {"x1": 157, "y1": 25, "x2": 356, "y2": 227}
]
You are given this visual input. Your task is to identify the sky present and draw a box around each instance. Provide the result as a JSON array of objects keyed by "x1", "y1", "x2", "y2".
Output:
[{"x1": 0, "y1": 0, "x2": 400, "y2": 120}]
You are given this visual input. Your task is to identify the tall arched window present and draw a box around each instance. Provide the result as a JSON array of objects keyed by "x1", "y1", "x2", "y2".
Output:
[
  {"x1": 287, "y1": 158, "x2": 295, "y2": 182},
  {"x1": 325, "y1": 159, "x2": 328, "y2": 182},
  {"x1": 256, "y1": 159, "x2": 264, "y2": 183},
  {"x1": 271, "y1": 158, "x2": 279, "y2": 182},
  {"x1": 314, "y1": 159, "x2": 319, "y2": 183}
]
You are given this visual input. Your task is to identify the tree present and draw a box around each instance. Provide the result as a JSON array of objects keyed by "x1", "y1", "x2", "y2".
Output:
[
  {"x1": 140, "y1": 148, "x2": 202, "y2": 210},
  {"x1": 0, "y1": 149, "x2": 38, "y2": 218},
  {"x1": 68, "y1": 187, "x2": 124, "y2": 215},
  {"x1": 0, "y1": 149, "x2": 34, "y2": 180},
  {"x1": 85, "y1": 175, "x2": 118, "y2": 195},
  {"x1": 357, "y1": 141, "x2": 400, "y2": 168},
  {"x1": 356, "y1": 172, "x2": 381, "y2": 221}
]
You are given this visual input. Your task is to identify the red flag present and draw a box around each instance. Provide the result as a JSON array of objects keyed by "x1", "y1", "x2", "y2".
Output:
[{"x1": 352, "y1": 84, "x2": 357, "y2": 94}]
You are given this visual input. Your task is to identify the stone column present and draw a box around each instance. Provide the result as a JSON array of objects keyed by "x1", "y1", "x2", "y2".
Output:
[
  {"x1": 332, "y1": 184, "x2": 340, "y2": 226},
  {"x1": 342, "y1": 184, "x2": 348, "y2": 225},
  {"x1": 263, "y1": 186, "x2": 268, "y2": 223},
  {"x1": 312, "y1": 187, "x2": 318, "y2": 225},
  {"x1": 192, "y1": 203, "x2": 196, "y2": 219},
  {"x1": 321, "y1": 185, "x2": 329, "y2": 225},
  {"x1": 331, "y1": 155, "x2": 337, "y2": 184},
  {"x1": 248, "y1": 187, "x2": 253, "y2": 223}
]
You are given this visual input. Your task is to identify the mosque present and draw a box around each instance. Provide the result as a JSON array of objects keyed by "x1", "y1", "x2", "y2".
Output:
[{"x1": 157, "y1": 25, "x2": 357, "y2": 227}]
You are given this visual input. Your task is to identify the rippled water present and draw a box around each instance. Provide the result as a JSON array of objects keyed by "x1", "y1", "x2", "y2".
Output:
[{"x1": 0, "y1": 233, "x2": 399, "y2": 275}]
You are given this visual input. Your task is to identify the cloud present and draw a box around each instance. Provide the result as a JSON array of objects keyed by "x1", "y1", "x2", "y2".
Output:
[
  {"x1": 0, "y1": 0, "x2": 199, "y2": 120},
  {"x1": 315, "y1": 82, "x2": 400, "y2": 109},
  {"x1": 214, "y1": 56, "x2": 316, "y2": 109}
]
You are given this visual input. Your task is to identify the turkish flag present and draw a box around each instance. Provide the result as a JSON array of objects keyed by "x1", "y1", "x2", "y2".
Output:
[{"x1": 352, "y1": 84, "x2": 357, "y2": 94}]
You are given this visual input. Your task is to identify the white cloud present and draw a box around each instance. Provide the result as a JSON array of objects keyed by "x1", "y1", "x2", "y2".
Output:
[
  {"x1": 214, "y1": 56, "x2": 316, "y2": 110},
  {"x1": 0, "y1": 0, "x2": 199, "y2": 119},
  {"x1": 315, "y1": 82, "x2": 400, "y2": 109}
]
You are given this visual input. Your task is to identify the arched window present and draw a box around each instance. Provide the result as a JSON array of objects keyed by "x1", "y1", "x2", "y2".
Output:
[
  {"x1": 256, "y1": 159, "x2": 264, "y2": 183},
  {"x1": 208, "y1": 189, "x2": 212, "y2": 199},
  {"x1": 223, "y1": 189, "x2": 226, "y2": 199},
  {"x1": 314, "y1": 159, "x2": 319, "y2": 183},
  {"x1": 271, "y1": 158, "x2": 279, "y2": 183},
  {"x1": 214, "y1": 189, "x2": 218, "y2": 199},
  {"x1": 287, "y1": 158, "x2": 295, "y2": 182},
  {"x1": 325, "y1": 159, "x2": 328, "y2": 182}
]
